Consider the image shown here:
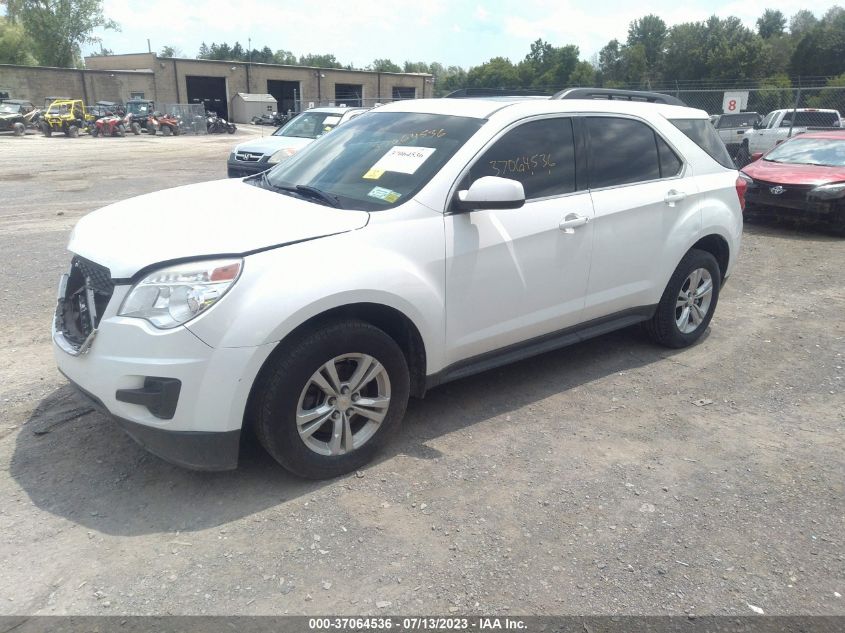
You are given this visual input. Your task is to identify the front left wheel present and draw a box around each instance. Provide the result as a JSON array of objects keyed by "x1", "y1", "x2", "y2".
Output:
[{"x1": 254, "y1": 320, "x2": 410, "y2": 479}]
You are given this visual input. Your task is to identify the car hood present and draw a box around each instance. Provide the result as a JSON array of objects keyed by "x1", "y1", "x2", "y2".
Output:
[
  {"x1": 0, "y1": 113, "x2": 19, "y2": 119},
  {"x1": 68, "y1": 178, "x2": 369, "y2": 278},
  {"x1": 743, "y1": 159, "x2": 845, "y2": 186},
  {"x1": 233, "y1": 135, "x2": 314, "y2": 156}
]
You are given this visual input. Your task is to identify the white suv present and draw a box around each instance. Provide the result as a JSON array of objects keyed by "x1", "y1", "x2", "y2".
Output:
[{"x1": 53, "y1": 95, "x2": 744, "y2": 478}]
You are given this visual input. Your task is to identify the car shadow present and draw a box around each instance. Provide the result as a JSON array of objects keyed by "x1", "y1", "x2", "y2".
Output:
[
  {"x1": 743, "y1": 217, "x2": 843, "y2": 241},
  {"x1": 11, "y1": 326, "x2": 691, "y2": 536}
]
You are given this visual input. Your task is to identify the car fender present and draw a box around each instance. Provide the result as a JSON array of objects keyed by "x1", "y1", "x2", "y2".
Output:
[
  {"x1": 687, "y1": 172, "x2": 742, "y2": 280},
  {"x1": 185, "y1": 210, "x2": 447, "y2": 374}
]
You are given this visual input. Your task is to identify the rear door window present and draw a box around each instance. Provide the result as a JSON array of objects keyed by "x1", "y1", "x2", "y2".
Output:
[
  {"x1": 586, "y1": 117, "x2": 662, "y2": 188},
  {"x1": 670, "y1": 119, "x2": 734, "y2": 169},
  {"x1": 656, "y1": 136, "x2": 683, "y2": 177},
  {"x1": 781, "y1": 112, "x2": 839, "y2": 127},
  {"x1": 469, "y1": 117, "x2": 576, "y2": 199}
]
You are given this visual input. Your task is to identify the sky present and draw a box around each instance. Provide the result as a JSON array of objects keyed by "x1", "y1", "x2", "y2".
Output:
[{"x1": 86, "y1": 0, "x2": 842, "y2": 68}]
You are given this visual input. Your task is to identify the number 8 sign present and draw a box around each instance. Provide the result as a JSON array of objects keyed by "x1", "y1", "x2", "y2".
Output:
[{"x1": 722, "y1": 91, "x2": 749, "y2": 113}]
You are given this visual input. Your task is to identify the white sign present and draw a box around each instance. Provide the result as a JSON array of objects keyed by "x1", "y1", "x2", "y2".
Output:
[
  {"x1": 370, "y1": 146, "x2": 437, "y2": 175},
  {"x1": 722, "y1": 91, "x2": 749, "y2": 113}
]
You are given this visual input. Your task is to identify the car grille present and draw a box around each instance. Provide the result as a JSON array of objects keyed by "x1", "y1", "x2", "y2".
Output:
[
  {"x1": 746, "y1": 179, "x2": 815, "y2": 206},
  {"x1": 235, "y1": 151, "x2": 263, "y2": 163},
  {"x1": 55, "y1": 256, "x2": 115, "y2": 347}
]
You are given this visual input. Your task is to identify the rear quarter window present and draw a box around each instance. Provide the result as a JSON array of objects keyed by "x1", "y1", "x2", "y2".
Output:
[{"x1": 670, "y1": 119, "x2": 735, "y2": 169}]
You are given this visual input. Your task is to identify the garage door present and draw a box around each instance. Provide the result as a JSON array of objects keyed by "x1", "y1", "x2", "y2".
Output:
[
  {"x1": 267, "y1": 80, "x2": 300, "y2": 114},
  {"x1": 335, "y1": 84, "x2": 363, "y2": 107},
  {"x1": 186, "y1": 76, "x2": 229, "y2": 119}
]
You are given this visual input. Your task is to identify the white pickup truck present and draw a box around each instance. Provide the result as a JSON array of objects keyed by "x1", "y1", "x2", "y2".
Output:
[{"x1": 743, "y1": 108, "x2": 841, "y2": 154}]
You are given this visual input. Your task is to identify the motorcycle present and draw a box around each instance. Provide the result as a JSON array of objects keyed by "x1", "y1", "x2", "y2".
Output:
[
  {"x1": 206, "y1": 111, "x2": 236, "y2": 134},
  {"x1": 251, "y1": 111, "x2": 287, "y2": 126},
  {"x1": 147, "y1": 111, "x2": 181, "y2": 136}
]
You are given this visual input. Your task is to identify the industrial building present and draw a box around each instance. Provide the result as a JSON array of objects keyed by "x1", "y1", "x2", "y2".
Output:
[{"x1": 0, "y1": 53, "x2": 433, "y2": 121}]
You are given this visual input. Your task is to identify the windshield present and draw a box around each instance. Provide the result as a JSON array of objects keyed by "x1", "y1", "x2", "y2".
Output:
[
  {"x1": 273, "y1": 111, "x2": 348, "y2": 139},
  {"x1": 0, "y1": 103, "x2": 21, "y2": 114},
  {"x1": 127, "y1": 102, "x2": 151, "y2": 115},
  {"x1": 264, "y1": 112, "x2": 486, "y2": 210},
  {"x1": 765, "y1": 137, "x2": 845, "y2": 167},
  {"x1": 717, "y1": 113, "x2": 759, "y2": 128}
]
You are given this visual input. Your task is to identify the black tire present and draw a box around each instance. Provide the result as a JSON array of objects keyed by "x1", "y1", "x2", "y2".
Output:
[
  {"x1": 227, "y1": 124, "x2": 236, "y2": 134},
  {"x1": 645, "y1": 249, "x2": 721, "y2": 348},
  {"x1": 117, "y1": 124, "x2": 126, "y2": 137},
  {"x1": 91, "y1": 126, "x2": 99, "y2": 137},
  {"x1": 734, "y1": 142, "x2": 751, "y2": 168},
  {"x1": 42, "y1": 123, "x2": 52, "y2": 137},
  {"x1": 162, "y1": 125, "x2": 172, "y2": 136},
  {"x1": 12, "y1": 122, "x2": 25, "y2": 136},
  {"x1": 131, "y1": 122, "x2": 141, "y2": 135},
  {"x1": 148, "y1": 126, "x2": 156, "y2": 136},
  {"x1": 254, "y1": 319, "x2": 410, "y2": 479},
  {"x1": 68, "y1": 125, "x2": 79, "y2": 138}
]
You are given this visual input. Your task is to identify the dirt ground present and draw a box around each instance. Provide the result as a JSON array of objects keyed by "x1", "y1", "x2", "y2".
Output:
[{"x1": 0, "y1": 127, "x2": 842, "y2": 617}]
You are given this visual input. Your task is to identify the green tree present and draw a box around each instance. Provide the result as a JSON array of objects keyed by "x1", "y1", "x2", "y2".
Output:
[
  {"x1": 790, "y1": 7, "x2": 845, "y2": 77},
  {"x1": 274, "y1": 49, "x2": 297, "y2": 64},
  {"x1": 568, "y1": 60, "x2": 596, "y2": 86},
  {"x1": 517, "y1": 39, "x2": 579, "y2": 88},
  {"x1": 466, "y1": 57, "x2": 519, "y2": 89},
  {"x1": 0, "y1": 16, "x2": 37, "y2": 64},
  {"x1": 403, "y1": 61, "x2": 431, "y2": 73},
  {"x1": 298, "y1": 53, "x2": 343, "y2": 68},
  {"x1": 435, "y1": 65, "x2": 467, "y2": 95},
  {"x1": 598, "y1": 38, "x2": 625, "y2": 84},
  {"x1": 789, "y1": 10, "x2": 818, "y2": 37},
  {"x1": 4, "y1": 0, "x2": 118, "y2": 68},
  {"x1": 757, "y1": 9, "x2": 786, "y2": 38},
  {"x1": 662, "y1": 22, "x2": 708, "y2": 81},
  {"x1": 370, "y1": 58, "x2": 401, "y2": 72},
  {"x1": 159, "y1": 45, "x2": 181, "y2": 58},
  {"x1": 627, "y1": 14, "x2": 667, "y2": 80},
  {"x1": 621, "y1": 43, "x2": 648, "y2": 86}
]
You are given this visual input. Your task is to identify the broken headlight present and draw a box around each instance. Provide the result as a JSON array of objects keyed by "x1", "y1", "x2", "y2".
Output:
[{"x1": 119, "y1": 258, "x2": 242, "y2": 329}]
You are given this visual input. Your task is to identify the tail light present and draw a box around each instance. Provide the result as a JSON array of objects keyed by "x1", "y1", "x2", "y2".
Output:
[{"x1": 735, "y1": 175, "x2": 748, "y2": 212}]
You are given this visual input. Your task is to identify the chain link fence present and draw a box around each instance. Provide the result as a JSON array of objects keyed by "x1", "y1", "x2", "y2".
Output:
[
  {"x1": 160, "y1": 103, "x2": 208, "y2": 135},
  {"x1": 659, "y1": 86, "x2": 845, "y2": 118}
]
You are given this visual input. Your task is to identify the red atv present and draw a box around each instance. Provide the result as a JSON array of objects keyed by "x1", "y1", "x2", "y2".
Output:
[
  {"x1": 147, "y1": 111, "x2": 181, "y2": 136},
  {"x1": 91, "y1": 112, "x2": 126, "y2": 137}
]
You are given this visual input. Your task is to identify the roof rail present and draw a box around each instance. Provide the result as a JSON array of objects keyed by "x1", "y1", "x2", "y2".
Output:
[
  {"x1": 553, "y1": 87, "x2": 686, "y2": 106},
  {"x1": 443, "y1": 88, "x2": 552, "y2": 98}
]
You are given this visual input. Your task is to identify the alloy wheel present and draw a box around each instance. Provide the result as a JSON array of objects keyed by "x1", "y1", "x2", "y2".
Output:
[
  {"x1": 675, "y1": 268, "x2": 713, "y2": 334},
  {"x1": 296, "y1": 353, "x2": 391, "y2": 456}
]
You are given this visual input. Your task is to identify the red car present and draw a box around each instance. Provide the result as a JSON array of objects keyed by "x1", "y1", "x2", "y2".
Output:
[{"x1": 741, "y1": 130, "x2": 845, "y2": 235}]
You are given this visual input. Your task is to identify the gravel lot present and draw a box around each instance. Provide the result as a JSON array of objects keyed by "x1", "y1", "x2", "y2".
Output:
[{"x1": 0, "y1": 128, "x2": 843, "y2": 617}]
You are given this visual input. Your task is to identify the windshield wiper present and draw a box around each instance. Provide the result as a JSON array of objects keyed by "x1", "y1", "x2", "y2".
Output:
[
  {"x1": 294, "y1": 185, "x2": 342, "y2": 208},
  {"x1": 255, "y1": 175, "x2": 343, "y2": 209}
]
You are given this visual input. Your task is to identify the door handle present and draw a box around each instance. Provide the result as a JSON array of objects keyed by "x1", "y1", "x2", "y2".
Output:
[
  {"x1": 664, "y1": 189, "x2": 687, "y2": 206},
  {"x1": 559, "y1": 213, "x2": 589, "y2": 233}
]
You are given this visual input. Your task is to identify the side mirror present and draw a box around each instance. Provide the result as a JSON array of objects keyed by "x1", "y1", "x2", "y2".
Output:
[
  {"x1": 750, "y1": 152, "x2": 764, "y2": 162},
  {"x1": 453, "y1": 176, "x2": 525, "y2": 212}
]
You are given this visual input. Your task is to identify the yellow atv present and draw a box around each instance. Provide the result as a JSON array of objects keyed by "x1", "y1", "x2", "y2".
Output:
[{"x1": 41, "y1": 99, "x2": 95, "y2": 138}]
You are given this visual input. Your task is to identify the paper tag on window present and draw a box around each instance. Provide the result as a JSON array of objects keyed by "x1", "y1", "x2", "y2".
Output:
[
  {"x1": 323, "y1": 116, "x2": 341, "y2": 125},
  {"x1": 363, "y1": 169, "x2": 384, "y2": 180},
  {"x1": 369, "y1": 146, "x2": 436, "y2": 175},
  {"x1": 368, "y1": 186, "x2": 401, "y2": 203}
]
